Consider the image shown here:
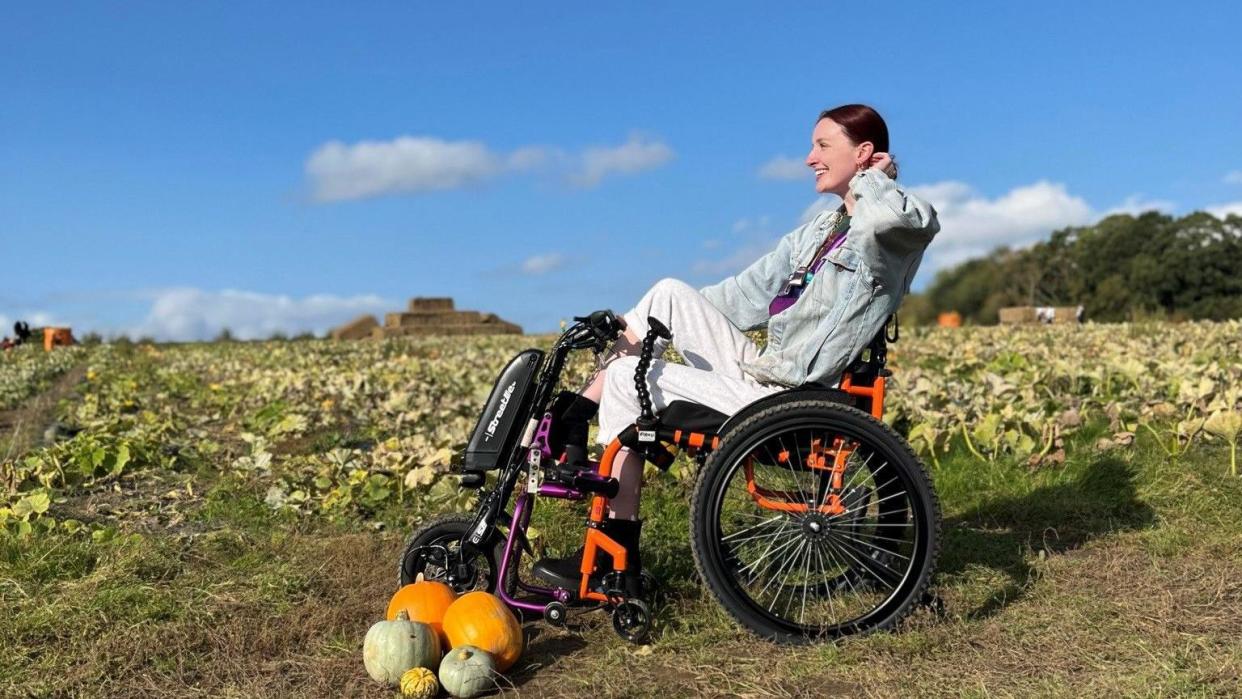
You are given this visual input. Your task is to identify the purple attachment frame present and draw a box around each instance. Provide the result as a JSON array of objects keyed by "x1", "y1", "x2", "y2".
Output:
[
  {"x1": 533, "y1": 411, "x2": 554, "y2": 459},
  {"x1": 539, "y1": 482, "x2": 585, "y2": 499},
  {"x1": 493, "y1": 410, "x2": 607, "y2": 613},
  {"x1": 497, "y1": 492, "x2": 563, "y2": 612}
]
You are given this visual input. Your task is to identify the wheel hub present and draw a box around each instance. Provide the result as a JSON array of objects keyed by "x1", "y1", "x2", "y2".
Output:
[{"x1": 800, "y1": 513, "x2": 830, "y2": 539}]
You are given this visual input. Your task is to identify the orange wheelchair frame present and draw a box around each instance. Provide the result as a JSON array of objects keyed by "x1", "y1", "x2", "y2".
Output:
[{"x1": 576, "y1": 368, "x2": 887, "y2": 603}]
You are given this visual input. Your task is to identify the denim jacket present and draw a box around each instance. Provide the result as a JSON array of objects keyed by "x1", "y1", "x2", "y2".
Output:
[{"x1": 698, "y1": 167, "x2": 939, "y2": 387}]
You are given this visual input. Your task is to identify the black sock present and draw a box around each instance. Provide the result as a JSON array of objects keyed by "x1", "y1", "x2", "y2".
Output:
[{"x1": 549, "y1": 391, "x2": 599, "y2": 466}]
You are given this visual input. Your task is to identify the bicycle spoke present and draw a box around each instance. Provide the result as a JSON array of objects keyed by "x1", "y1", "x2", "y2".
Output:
[
  {"x1": 721, "y1": 514, "x2": 785, "y2": 542},
  {"x1": 827, "y1": 485, "x2": 908, "y2": 522},
  {"x1": 820, "y1": 537, "x2": 865, "y2": 600},
  {"x1": 735, "y1": 519, "x2": 800, "y2": 581},
  {"x1": 831, "y1": 529, "x2": 913, "y2": 561},
  {"x1": 825, "y1": 531, "x2": 907, "y2": 588},
  {"x1": 724, "y1": 524, "x2": 794, "y2": 548},
  {"x1": 833, "y1": 526, "x2": 914, "y2": 548},
  {"x1": 761, "y1": 538, "x2": 808, "y2": 611},
  {"x1": 810, "y1": 540, "x2": 841, "y2": 624},
  {"x1": 798, "y1": 535, "x2": 813, "y2": 624}
]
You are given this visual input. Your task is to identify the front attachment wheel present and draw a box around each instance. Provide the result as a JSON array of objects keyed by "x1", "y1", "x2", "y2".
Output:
[
  {"x1": 398, "y1": 513, "x2": 501, "y2": 593},
  {"x1": 690, "y1": 400, "x2": 940, "y2": 644}
]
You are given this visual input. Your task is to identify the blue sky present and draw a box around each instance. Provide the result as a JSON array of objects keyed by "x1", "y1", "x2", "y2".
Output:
[{"x1": 3, "y1": 2, "x2": 1241, "y2": 339}]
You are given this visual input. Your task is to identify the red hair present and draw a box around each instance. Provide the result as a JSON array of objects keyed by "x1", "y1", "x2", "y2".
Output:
[{"x1": 818, "y1": 104, "x2": 890, "y2": 156}]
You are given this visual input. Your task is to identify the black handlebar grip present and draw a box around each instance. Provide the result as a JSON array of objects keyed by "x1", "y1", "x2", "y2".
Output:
[{"x1": 646, "y1": 316, "x2": 672, "y2": 341}]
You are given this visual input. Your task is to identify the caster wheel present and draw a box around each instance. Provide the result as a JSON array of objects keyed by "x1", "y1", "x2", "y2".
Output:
[
  {"x1": 543, "y1": 601, "x2": 568, "y2": 627},
  {"x1": 611, "y1": 599, "x2": 652, "y2": 644}
]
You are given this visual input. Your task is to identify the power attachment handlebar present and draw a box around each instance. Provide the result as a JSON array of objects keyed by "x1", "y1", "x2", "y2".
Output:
[
  {"x1": 633, "y1": 315, "x2": 670, "y2": 431},
  {"x1": 567, "y1": 309, "x2": 625, "y2": 352}
]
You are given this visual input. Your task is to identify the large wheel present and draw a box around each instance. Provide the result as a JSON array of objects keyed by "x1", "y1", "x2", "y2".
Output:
[
  {"x1": 690, "y1": 399, "x2": 940, "y2": 644},
  {"x1": 398, "y1": 513, "x2": 502, "y2": 593}
]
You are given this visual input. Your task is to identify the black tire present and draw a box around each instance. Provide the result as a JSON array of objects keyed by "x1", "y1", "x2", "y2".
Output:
[
  {"x1": 398, "y1": 513, "x2": 503, "y2": 593},
  {"x1": 689, "y1": 399, "x2": 940, "y2": 644}
]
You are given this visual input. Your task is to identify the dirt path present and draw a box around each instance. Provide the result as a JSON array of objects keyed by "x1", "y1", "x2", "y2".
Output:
[{"x1": 0, "y1": 363, "x2": 86, "y2": 461}]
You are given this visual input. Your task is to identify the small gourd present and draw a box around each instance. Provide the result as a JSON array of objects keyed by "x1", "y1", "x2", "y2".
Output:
[
  {"x1": 400, "y1": 666, "x2": 439, "y2": 699},
  {"x1": 441, "y1": 591, "x2": 523, "y2": 671},
  {"x1": 363, "y1": 611, "x2": 442, "y2": 686},
  {"x1": 438, "y1": 645, "x2": 496, "y2": 698}
]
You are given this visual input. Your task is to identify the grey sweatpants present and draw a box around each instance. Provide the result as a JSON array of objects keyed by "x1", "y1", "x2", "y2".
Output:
[{"x1": 596, "y1": 278, "x2": 783, "y2": 446}]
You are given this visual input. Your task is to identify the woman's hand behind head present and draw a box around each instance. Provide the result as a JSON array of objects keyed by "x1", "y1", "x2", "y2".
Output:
[{"x1": 868, "y1": 152, "x2": 898, "y2": 179}]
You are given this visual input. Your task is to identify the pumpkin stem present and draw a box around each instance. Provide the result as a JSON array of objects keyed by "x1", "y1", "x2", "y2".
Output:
[{"x1": 396, "y1": 609, "x2": 410, "y2": 621}]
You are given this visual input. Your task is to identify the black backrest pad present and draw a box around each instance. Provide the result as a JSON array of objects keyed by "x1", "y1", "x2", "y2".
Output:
[{"x1": 463, "y1": 349, "x2": 544, "y2": 471}]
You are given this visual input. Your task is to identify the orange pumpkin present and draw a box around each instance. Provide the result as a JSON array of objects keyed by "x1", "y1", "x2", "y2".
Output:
[
  {"x1": 387, "y1": 581, "x2": 458, "y2": 647},
  {"x1": 441, "y1": 591, "x2": 523, "y2": 671}
]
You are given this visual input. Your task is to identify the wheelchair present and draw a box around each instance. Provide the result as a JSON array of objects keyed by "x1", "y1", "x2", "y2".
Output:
[{"x1": 397, "y1": 310, "x2": 941, "y2": 645}]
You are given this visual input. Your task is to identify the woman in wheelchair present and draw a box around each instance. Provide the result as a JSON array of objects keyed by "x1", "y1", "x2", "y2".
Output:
[
  {"x1": 401, "y1": 104, "x2": 943, "y2": 644},
  {"x1": 535, "y1": 104, "x2": 939, "y2": 596}
]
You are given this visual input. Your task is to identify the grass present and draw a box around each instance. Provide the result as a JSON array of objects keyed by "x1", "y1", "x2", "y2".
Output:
[{"x1": 2, "y1": 409, "x2": 1241, "y2": 696}]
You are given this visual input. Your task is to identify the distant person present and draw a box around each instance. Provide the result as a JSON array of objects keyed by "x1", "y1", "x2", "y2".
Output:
[{"x1": 535, "y1": 104, "x2": 940, "y2": 586}]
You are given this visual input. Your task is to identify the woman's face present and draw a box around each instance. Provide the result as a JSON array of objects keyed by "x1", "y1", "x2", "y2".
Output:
[{"x1": 805, "y1": 118, "x2": 873, "y2": 196}]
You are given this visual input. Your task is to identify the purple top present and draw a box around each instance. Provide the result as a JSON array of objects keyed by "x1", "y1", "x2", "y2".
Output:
[{"x1": 768, "y1": 216, "x2": 851, "y2": 316}]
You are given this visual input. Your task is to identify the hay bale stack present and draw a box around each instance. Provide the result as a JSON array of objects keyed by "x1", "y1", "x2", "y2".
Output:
[
  {"x1": 331, "y1": 314, "x2": 380, "y2": 340},
  {"x1": 368, "y1": 297, "x2": 522, "y2": 338},
  {"x1": 409, "y1": 297, "x2": 455, "y2": 312},
  {"x1": 998, "y1": 306, "x2": 1037, "y2": 325},
  {"x1": 998, "y1": 305, "x2": 1083, "y2": 325},
  {"x1": 385, "y1": 311, "x2": 482, "y2": 328},
  {"x1": 1050, "y1": 306, "x2": 1084, "y2": 324}
]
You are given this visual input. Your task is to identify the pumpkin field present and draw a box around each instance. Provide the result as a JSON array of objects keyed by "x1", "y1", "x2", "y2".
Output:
[{"x1": 2, "y1": 323, "x2": 1240, "y2": 697}]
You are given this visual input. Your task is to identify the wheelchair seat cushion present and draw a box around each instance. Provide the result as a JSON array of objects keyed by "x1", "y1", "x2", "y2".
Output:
[{"x1": 658, "y1": 400, "x2": 729, "y2": 434}]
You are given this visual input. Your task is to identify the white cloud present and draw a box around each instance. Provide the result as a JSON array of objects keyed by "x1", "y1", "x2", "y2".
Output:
[
  {"x1": 507, "y1": 146, "x2": 553, "y2": 171},
  {"x1": 520, "y1": 253, "x2": 566, "y2": 275},
  {"x1": 568, "y1": 134, "x2": 673, "y2": 188},
  {"x1": 902, "y1": 180, "x2": 1095, "y2": 272},
  {"x1": 757, "y1": 156, "x2": 808, "y2": 181},
  {"x1": 306, "y1": 133, "x2": 672, "y2": 201},
  {"x1": 306, "y1": 137, "x2": 509, "y2": 202},
  {"x1": 129, "y1": 288, "x2": 392, "y2": 341},
  {"x1": 1102, "y1": 194, "x2": 1177, "y2": 217},
  {"x1": 1207, "y1": 201, "x2": 1242, "y2": 219},
  {"x1": 1224, "y1": 170, "x2": 1242, "y2": 185}
]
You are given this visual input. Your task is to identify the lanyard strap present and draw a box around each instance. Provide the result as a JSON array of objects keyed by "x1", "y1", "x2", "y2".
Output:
[{"x1": 800, "y1": 208, "x2": 850, "y2": 274}]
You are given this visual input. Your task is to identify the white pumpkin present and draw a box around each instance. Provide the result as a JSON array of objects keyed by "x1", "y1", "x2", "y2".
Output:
[
  {"x1": 363, "y1": 611, "x2": 442, "y2": 686},
  {"x1": 438, "y1": 645, "x2": 497, "y2": 698}
]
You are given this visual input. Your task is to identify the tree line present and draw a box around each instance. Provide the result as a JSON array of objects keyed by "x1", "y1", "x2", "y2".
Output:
[{"x1": 900, "y1": 211, "x2": 1242, "y2": 324}]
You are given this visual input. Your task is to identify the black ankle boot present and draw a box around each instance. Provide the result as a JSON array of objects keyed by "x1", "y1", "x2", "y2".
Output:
[
  {"x1": 604, "y1": 518, "x2": 644, "y2": 597},
  {"x1": 532, "y1": 518, "x2": 643, "y2": 594},
  {"x1": 547, "y1": 390, "x2": 599, "y2": 469}
]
